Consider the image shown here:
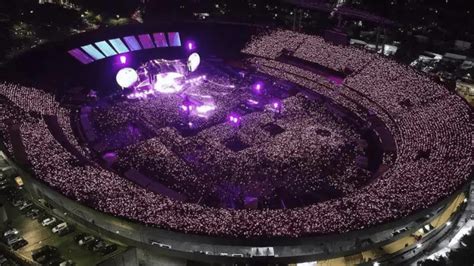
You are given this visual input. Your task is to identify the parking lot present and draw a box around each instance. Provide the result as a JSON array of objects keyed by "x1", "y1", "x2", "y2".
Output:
[{"x1": 0, "y1": 163, "x2": 126, "y2": 266}]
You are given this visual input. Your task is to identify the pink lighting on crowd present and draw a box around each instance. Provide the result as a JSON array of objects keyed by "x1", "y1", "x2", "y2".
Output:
[{"x1": 181, "y1": 104, "x2": 194, "y2": 112}]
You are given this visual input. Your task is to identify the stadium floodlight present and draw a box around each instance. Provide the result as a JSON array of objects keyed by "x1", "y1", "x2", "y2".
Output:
[{"x1": 116, "y1": 68, "x2": 138, "y2": 88}]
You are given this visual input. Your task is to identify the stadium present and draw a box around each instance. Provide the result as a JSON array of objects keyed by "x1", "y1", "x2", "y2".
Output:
[{"x1": 0, "y1": 21, "x2": 472, "y2": 265}]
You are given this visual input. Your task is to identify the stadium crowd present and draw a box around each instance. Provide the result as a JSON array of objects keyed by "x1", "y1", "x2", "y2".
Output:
[
  {"x1": 0, "y1": 29, "x2": 471, "y2": 238},
  {"x1": 0, "y1": 82, "x2": 89, "y2": 158},
  {"x1": 115, "y1": 93, "x2": 367, "y2": 207},
  {"x1": 242, "y1": 29, "x2": 376, "y2": 72}
]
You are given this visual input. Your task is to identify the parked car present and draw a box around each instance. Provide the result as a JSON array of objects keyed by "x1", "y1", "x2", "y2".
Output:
[
  {"x1": 42, "y1": 217, "x2": 57, "y2": 227},
  {"x1": 6, "y1": 236, "x2": 21, "y2": 246},
  {"x1": 32, "y1": 246, "x2": 58, "y2": 261},
  {"x1": 101, "y1": 244, "x2": 118, "y2": 255},
  {"x1": 0, "y1": 184, "x2": 11, "y2": 191},
  {"x1": 36, "y1": 253, "x2": 59, "y2": 265},
  {"x1": 92, "y1": 240, "x2": 107, "y2": 252},
  {"x1": 0, "y1": 255, "x2": 7, "y2": 265},
  {"x1": 11, "y1": 238, "x2": 28, "y2": 250},
  {"x1": 86, "y1": 238, "x2": 101, "y2": 251},
  {"x1": 59, "y1": 260, "x2": 75, "y2": 266},
  {"x1": 57, "y1": 226, "x2": 74, "y2": 237},
  {"x1": 11, "y1": 199, "x2": 25, "y2": 207},
  {"x1": 18, "y1": 201, "x2": 33, "y2": 211},
  {"x1": 52, "y1": 223, "x2": 68, "y2": 234},
  {"x1": 31, "y1": 211, "x2": 42, "y2": 220},
  {"x1": 74, "y1": 233, "x2": 87, "y2": 243},
  {"x1": 26, "y1": 208, "x2": 41, "y2": 219},
  {"x1": 3, "y1": 228, "x2": 19, "y2": 237},
  {"x1": 78, "y1": 235, "x2": 95, "y2": 246},
  {"x1": 45, "y1": 257, "x2": 66, "y2": 266}
]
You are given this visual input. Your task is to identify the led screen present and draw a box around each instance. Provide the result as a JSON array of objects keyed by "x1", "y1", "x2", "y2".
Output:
[
  {"x1": 123, "y1": 36, "x2": 142, "y2": 51},
  {"x1": 95, "y1": 41, "x2": 117, "y2": 57},
  {"x1": 109, "y1": 38, "x2": 130, "y2": 54},
  {"x1": 138, "y1": 34, "x2": 155, "y2": 49},
  {"x1": 168, "y1": 32, "x2": 182, "y2": 47},
  {"x1": 153, "y1": 33, "x2": 169, "y2": 47},
  {"x1": 81, "y1": 44, "x2": 105, "y2": 60},
  {"x1": 68, "y1": 48, "x2": 94, "y2": 64}
]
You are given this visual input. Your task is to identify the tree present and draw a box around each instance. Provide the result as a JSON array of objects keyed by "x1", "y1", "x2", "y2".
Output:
[{"x1": 70, "y1": 0, "x2": 141, "y2": 17}]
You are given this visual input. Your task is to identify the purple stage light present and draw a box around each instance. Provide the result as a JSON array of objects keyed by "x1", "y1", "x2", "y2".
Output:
[
  {"x1": 154, "y1": 72, "x2": 185, "y2": 94},
  {"x1": 196, "y1": 104, "x2": 216, "y2": 115},
  {"x1": 120, "y1": 55, "x2": 127, "y2": 64},
  {"x1": 181, "y1": 96, "x2": 195, "y2": 114},
  {"x1": 228, "y1": 113, "x2": 242, "y2": 127},
  {"x1": 181, "y1": 103, "x2": 194, "y2": 113},
  {"x1": 186, "y1": 41, "x2": 196, "y2": 51},
  {"x1": 252, "y1": 82, "x2": 264, "y2": 94},
  {"x1": 247, "y1": 99, "x2": 259, "y2": 105},
  {"x1": 271, "y1": 100, "x2": 283, "y2": 112}
]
